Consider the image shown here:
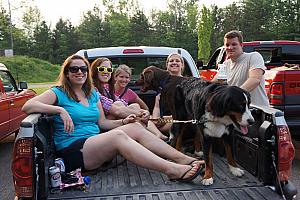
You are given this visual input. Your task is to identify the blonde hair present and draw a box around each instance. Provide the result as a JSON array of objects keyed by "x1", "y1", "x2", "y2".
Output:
[
  {"x1": 114, "y1": 64, "x2": 132, "y2": 78},
  {"x1": 166, "y1": 53, "x2": 185, "y2": 73},
  {"x1": 56, "y1": 54, "x2": 92, "y2": 102}
]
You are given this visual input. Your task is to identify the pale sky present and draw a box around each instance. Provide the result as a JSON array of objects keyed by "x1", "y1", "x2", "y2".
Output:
[{"x1": 2, "y1": 0, "x2": 236, "y2": 26}]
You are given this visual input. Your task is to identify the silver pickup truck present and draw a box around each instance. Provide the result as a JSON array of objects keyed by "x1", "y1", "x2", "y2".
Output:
[{"x1": 11, "y1": 46, "x2": 297, "y2": 200}]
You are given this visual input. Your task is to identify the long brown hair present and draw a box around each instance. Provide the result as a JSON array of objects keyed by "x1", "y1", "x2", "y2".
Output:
[
  {"x1": 90, "y1": 57, "x2": 116, "y2": 101},
  {"x1": 56, "y1": 54, "x2": 92, "y2": 101}
]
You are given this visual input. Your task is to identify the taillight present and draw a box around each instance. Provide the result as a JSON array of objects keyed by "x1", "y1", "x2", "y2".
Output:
[
  {"x1": 12, "y1": 138, "x2": 34, "y2": 198},
  {"x1": 277, "y1": 124, "x2": 295, "y2": 182},
  {"x1": 270, "y1": 83, "x2": 284, "y2": 105},
  {"x1": 123, "y1": 49, "x2": 144, "y2": 54}
]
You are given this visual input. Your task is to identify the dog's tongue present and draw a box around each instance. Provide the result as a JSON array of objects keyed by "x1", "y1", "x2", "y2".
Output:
[{"x1": 240, "y1": 126, "x2": 248, "y2": 135}]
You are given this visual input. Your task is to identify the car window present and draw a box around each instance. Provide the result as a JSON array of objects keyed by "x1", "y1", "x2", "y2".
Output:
[
  {"x1": 0, "y1": 71, "x2": 17, "y2": 92},
  {"x1": 244, "y1": 45, "x2": 300, "y2": 65},
  {"x1": 207, "y1": 48, "x2": 222, "y2": 69},
  {"x1": 281, "y1": 45, "x2": 300, "y2": 64}
]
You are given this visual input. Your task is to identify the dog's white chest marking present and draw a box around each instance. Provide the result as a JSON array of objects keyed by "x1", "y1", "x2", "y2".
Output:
[
  {"x1": 204, "y1": 122, "x2": 227, "y2": 137},
  {"x1": 203, "y1": 112, "x2": 231, "y2": 138}
]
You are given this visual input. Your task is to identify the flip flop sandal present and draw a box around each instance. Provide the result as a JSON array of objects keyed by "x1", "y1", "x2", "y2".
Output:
[{"x1": 170, "y1": 163, "x2": 203, "y2": 182}]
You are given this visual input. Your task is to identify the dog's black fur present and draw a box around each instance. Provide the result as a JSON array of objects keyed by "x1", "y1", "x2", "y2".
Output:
[
  {"x1": 136, "y1": 66, "x2": 186, "y2": 116},
  {"x1": 135, "y1": 66, "x2": 198, "y2": 149},
  {"x1": 136, "y1": 66, "x2": 254, "y2": 185}
]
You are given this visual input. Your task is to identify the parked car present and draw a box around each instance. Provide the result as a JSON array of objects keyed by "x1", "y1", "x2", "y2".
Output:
[
  {"x1": 0, "y1": 62, "x2": 36, "y2": 140},
  {"x1": 11, "y1": 47, "x2": 297, "y2": 200},
  {"x1": 198, "y1": 41, "x2": 300, "y2": 137}
]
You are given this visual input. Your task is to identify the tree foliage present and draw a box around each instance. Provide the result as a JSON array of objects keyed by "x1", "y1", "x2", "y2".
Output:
[
  {"x1": 0, "y1": 8, "x2": 12, "y2": 49},
  {"x1": 198, "y1": 5, "x2": 212, "y2": 62},
  {"x1": 0, "y1": 0, "x2": 299, "y2": 64}
]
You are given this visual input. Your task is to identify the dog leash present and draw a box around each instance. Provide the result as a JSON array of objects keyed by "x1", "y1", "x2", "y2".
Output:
[{"x1": 150, "y1": 118, "x2": 200, "y2": 124}]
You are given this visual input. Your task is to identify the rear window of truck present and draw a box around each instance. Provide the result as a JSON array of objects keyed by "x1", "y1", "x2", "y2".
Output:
[
  {"x1": 89, "y1": 56, "x2": 192, "y2": 80},
  {"x1": 243, "y1": 45, "x2": 300, "y2": 66}
]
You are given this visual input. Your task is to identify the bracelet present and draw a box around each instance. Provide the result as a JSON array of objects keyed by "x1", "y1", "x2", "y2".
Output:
[{"x1": 122, "y1": 119, "x2": 125, "y2": 125}]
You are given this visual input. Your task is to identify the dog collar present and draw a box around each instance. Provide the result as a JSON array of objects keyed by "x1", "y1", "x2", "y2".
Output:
[{"x1": 158, "y1": 76, "x2": 171, "y2": 92}]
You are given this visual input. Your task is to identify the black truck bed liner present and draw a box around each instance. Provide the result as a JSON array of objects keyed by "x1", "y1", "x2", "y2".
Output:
[{"x1": 48, "y1": 155, "x2": 283, "y2": 200}]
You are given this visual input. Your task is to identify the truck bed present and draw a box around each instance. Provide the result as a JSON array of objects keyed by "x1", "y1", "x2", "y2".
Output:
[{"x1": 48, "y1": 155, "x2": 283, "y2": 200}]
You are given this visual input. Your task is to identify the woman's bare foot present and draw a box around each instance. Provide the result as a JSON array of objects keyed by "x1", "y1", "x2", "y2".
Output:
[{"x1": 176, "y1": 157, "x2": 205, "y2": 167}]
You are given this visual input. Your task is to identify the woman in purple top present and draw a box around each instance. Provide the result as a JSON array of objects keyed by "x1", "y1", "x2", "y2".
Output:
[{"x1": 91, "y1": 58, "x2": 168, "y2": 140}]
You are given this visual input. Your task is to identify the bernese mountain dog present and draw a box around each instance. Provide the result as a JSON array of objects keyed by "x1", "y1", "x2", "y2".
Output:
[{"x1": 136, "y1": 66, "x2": 255, "y2": 185}]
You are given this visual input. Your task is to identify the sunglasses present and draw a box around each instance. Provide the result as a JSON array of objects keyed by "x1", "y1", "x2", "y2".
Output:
[
  {"x1": 97, "y1": 66, "x2": 113, "y2": 73},
  {"x1": 68, "y1": 66, "x2": 88, "y2": 73}
]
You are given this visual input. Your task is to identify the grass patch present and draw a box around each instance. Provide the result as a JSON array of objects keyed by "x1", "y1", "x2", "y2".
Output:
[
  {"x1": 29, "y1": 81, "x2": 56, "y2": 85},
  {"x1": 30, "y1": 87, "x2": 49, "y2": 95},
  {"x1": 0, "y1": 56, "x2": 60, "y2": 83}
]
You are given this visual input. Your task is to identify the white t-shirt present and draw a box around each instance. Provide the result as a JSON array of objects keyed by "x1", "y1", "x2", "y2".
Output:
[{"x1": 223, "y1": 52, "x2": 270, "y2": 107}]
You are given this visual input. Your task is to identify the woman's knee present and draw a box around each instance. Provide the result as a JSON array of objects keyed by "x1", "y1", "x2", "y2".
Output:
[
  {"x1": 113, "y1": 101, "x2": 126, "y2": 107},
  {"x1": 123, "y1": 122, "x2": 153, "y2": 140},
  {"x1": 110, "y1": 129, "x2": 130, "y2": 141},
  {"x1": 128, "y1": 103, "x2": 140, "y2": 109}
]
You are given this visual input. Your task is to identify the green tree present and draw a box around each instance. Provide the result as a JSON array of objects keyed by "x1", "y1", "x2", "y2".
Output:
[
  {"x1": 21, "y1": 5, "x2": 42, "y2": 38},
  {"x1": 101, "y1": 0, "x2": 139, "y2": 46},
  {"x1": 149, "y1": 0, "x2": 198, "y2": 58},
  {"x1": 210, "y1": 5, "x2": 224, "y2": 53},
  {"x1": 104, "y1": 12, "x2": 130, "y2": 46},
  {"x1": 51, "y1": 18, "x2": 80, "y2": 64},
  {"x1": 240, "y1": 0, "x2": 274, "y2": 40},
  {"x1": 271, "y1": 0, "x2": 300, "y2": 40},
  {"x1": 150, "y1": 10, "x2": 176, "y2": 46},
  {"x1": 0, "y1": 7, "x2": 29, "y2": 55},
  {"x1": 32, "y1": 21, "x2": 52, "y2": 60},
  {"x1": 198, "y1": 5, "x2": 213, "y2": 62},
  {"x1": 178, "y1": 0, "x2": 199, "y2": 58},
  {"x1": 0, "y1": 7, "x2": 11, "y2": 50},
  {"x1": 77, "y1": 7, "x2": 105, "y2": 48},
  {"x1": 129, "y1": 10, "x2": 151, "y2": 45}
]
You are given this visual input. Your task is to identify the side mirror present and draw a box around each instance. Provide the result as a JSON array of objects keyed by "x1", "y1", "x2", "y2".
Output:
[{"x1": 19, "y1": 81, "x2": 28, "y2": 90}]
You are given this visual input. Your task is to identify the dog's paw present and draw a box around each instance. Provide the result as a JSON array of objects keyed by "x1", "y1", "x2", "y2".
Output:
[
  {"x1": 229, "y1": 165, "x2": 244, "y2": 177},
  {"x1": 194, "y1": 150, "x2": 203, "y2": 158},
  {"x1": 202, "y1": 177, "x2": 213, "y2": 185}
]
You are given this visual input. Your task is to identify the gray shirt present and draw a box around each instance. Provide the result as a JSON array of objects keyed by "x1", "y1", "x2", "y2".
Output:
[{"x1": 223, "y1": 52, "x2": 270, "y2": 107}]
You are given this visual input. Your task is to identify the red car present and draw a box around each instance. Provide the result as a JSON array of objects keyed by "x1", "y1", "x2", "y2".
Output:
[{"x1": 0, "y1": 63, "x2": 36, "y2": 140}]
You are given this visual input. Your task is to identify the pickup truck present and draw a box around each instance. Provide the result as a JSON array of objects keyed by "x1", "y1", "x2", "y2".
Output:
[
  {"x1": 198, "y1": 41, "x2": 300, "y2": 137},
  {"x1": 11, "y1": 47, "x2": 297, "y2": 200},
  {"x1": 0, "y1": 62, "x2": 36, "y2": 141}
]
